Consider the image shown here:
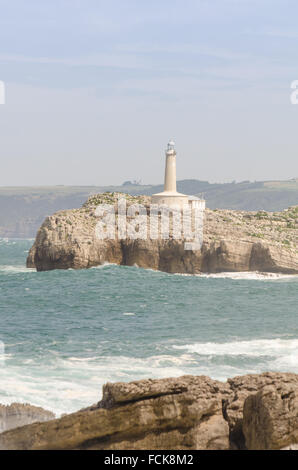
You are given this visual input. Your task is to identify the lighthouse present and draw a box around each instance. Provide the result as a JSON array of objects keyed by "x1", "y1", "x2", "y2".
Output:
[
  {"x1": 164, "y1": 140, "x2": 178, "y2": 192},
  {"x1": 151, "y1": 140, "x2": 190, "y2": 209},
  {"x1": 152, "y1": 140, "x2": 206, "y2": 210}
]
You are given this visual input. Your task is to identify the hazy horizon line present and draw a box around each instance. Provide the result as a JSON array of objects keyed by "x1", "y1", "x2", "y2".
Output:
[{"x1": 0, "y1": 177, "x2": 297, "y2": 190}]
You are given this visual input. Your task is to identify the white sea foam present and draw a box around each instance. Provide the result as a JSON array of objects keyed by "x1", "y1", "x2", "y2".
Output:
[
  {"x1": 173, "y1": 338, "x2": 298, "y2": 358},
  {"x1": 0, "y1": 265, "x2": 36, "y2": 273},
  {"x1": 1, "y1": 341, "x2": 298, "y2": 416},
  {"x1": 90, "y1": 263, "x2": 116, "y2": 269},
  {"x1": 0, "y1": 238, "x2": 16, "y2": 245},
  {"x1": 115, "y1": 266, "x2": 297, "y2": 281},
  {"x1": 0, "y1": 354, "x2": 194, "y2": 415},
  {"x1": 197, "y1": 272, "x2": 298, "y2": 280},
  {"x1": 161, "y1": 269, "x2": 298, "y2": 280}
]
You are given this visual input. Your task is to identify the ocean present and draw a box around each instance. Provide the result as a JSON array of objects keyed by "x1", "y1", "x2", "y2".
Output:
[{"x1": 0, "y1": 238, "x2": 297, "y2": 416}]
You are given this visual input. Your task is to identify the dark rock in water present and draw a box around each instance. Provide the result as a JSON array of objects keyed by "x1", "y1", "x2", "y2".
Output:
[
  {"x1": 0, "y1": 372, "x2": 297, "y2": 450},
  {"x1": 0, "y1": 403, "x2": 55, "y2": 433}
]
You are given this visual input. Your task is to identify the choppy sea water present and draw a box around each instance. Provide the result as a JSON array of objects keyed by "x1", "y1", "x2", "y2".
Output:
[{"x1": 0, "y1": 238, "x2": 297, "y2": 416}]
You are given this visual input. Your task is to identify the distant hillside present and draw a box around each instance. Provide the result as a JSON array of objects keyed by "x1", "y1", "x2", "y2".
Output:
[
  {"x1": 0, "y1": 179, "x2": 297, "y2": 237},
  {"x1": 129, "y1": 179, "x2": 298, "y2": 212}
]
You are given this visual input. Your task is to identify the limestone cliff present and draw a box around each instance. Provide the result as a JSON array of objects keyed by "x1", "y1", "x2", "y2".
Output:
[
  {"x1": 27, "y1": 193, "x2": 298, "y2": 274},
  {"x1": 0, "y1": 372, "x2": 297, "y2": 450}
]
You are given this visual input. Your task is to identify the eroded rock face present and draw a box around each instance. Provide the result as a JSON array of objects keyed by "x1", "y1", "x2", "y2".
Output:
[
  {"x1": 243, "y1": 383, "x2": 298, "y2": 450},
  {"x1": 0, "y1": 373, "x2": 297, "y2": 450},
  {"x1": 224, "y1": 372, "x2": 298, "y2": 449},
  {"x1": 26, "y1": 194, "x2": 298, "y2": 274},
  {"x1": 0, "y1": 403, "x2": 55, "y2": 433}
]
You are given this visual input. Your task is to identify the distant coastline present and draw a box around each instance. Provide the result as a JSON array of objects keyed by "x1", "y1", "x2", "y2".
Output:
[{"x1": 0, "y1": 178, "x2": 297, "y2": 238}]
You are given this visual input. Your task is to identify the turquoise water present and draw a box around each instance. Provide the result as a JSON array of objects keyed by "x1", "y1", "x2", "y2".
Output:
[{"x1": 0, "y1": 238, "x2": 297, "y2": 415}]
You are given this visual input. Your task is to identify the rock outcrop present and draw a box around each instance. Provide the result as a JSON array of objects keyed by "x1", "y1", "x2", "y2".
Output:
[
  {"x1": 0, "y1": 373, "x2": 297, "y2": 450},
  {"x1": 224, "y1": 372, "x2": 298, "y2": 449},
  {"x1": 26, "y1": 193, "x2": 298, "y2": 274},
  {"x1": 243, "y1": 382, "x2": 298, "y2": 450},
  {"x1": 0, "y1": 403, "x2": 55, "y2": 433}
]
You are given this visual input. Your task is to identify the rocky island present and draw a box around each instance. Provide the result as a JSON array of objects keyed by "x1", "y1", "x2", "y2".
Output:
[
  {"x1": 0, "y1": 372, "x2": 298, "y2": 450},
  {"x1": 27, "y1": 193, "x2": 298, "y2": 274}
]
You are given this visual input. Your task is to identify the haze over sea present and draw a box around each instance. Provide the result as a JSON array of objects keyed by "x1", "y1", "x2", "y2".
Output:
[{"x1": 0, "y1": 238, "x2": 297, "y2": 416}]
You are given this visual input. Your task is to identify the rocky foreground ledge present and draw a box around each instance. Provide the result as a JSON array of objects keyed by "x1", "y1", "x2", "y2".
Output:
[
  {"x1": 0, "y1": 372, "x2": 298, "y2": 450},
  {"x1": 27, "y1": 193, "x2": 298, "y2": 274}
]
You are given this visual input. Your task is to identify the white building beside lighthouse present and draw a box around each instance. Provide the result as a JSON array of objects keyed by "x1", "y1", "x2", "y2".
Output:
[{"x1": 151, "y1": 140, "x2": 206, "y2": 210}]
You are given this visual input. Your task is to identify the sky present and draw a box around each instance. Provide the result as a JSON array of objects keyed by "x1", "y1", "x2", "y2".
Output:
[{"x1": 0, "y1": 0, "x2": 297, "y2": 186}]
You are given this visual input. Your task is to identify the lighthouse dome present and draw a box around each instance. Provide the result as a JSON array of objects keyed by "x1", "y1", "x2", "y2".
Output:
[{"x1": 167, "y1": 139, "x2": 175, "y2": 151}]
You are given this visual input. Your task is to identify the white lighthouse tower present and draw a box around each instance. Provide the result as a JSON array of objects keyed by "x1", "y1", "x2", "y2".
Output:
[
  {"x1": 152, "y1": 140, "x2": 190, "y2": 208},
  {"x1": 164, "y1": 139, "x2": 178, "y2": 192}
]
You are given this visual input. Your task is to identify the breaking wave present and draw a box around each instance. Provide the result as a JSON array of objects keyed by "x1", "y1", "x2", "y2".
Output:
[
  {"x1": 0, "y1": 265, "x2": 36, "y2": 273},
  {"x1": 173, "y1": 338, "x2": 298, "y2": 357},
  {"x1": 196, "y1": 272, "x2": 298, "y2": 280},
  {"x1": 1, "y1": 338, "x2": 298, "y2": 416}
]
